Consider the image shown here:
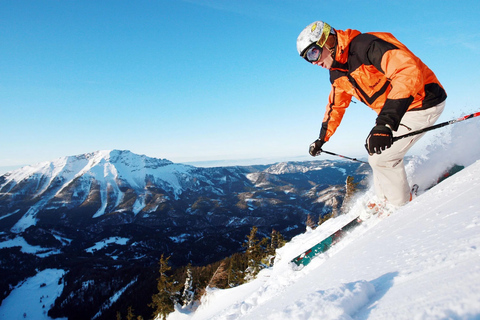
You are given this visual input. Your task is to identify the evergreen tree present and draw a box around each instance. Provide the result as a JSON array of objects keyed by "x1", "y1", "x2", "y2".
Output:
[
  {"x1": 207, "y1": 261, "x2": 229, "y2": 289},
  {"x1": 318, "y1": 211, "x2": 333, "y2": 226},
  {"x1": 149, "y1": 254, "x2": 177, "y2": 320},
  {"x1": 345, "y1": 176, "x2": 358, "y2": 200},
  {"x1": 264, "y1": 229, "x2": 286, "y2": 266},
  {"x1": 341, "y1": 176, "x2": 359, "y2": 213},
  {"x1": 227, "y1": 253, "x2": 247, "y2": 287},
  {"x1": 243, "y1": 226, "x2": 268, "y2": 282},
  {"x1": 244, "y1": 226, "x2": 260, "y2": 281},
  {"x1": 270, "y1": 229, "x2": 285, "y2": 251},
  {"x1": 126, "y1": 306, "x2": 135, "y2": 320},
  {"x1": 181, "y1": 264, "x2": 195, "y2": 307},
  {"x1": 305, "y1": 214, "x2": 316, "y2": 230}
]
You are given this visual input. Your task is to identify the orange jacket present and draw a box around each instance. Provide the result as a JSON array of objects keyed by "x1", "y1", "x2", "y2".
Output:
[{"x1": 319, "y1": 29, "x2": 446, "y2": 142}]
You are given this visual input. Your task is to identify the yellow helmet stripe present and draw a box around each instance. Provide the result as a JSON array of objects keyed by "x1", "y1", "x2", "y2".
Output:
[{"x1": 317, "y1": 22, "x2": 331, "y2": 48}]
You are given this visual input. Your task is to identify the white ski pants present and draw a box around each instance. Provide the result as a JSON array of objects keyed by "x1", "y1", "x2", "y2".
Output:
[{"x1": 368, "y1": 101, "x2": 446, "y2": 206}]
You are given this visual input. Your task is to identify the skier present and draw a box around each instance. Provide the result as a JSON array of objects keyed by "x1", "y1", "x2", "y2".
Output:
[{"x1": 297, "y1": 21, "x2": 446, "y2": 207}]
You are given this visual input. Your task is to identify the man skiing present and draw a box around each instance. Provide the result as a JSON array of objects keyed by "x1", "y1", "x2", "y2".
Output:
[{"x1": 297, "y1": 21, "x2": 446, "y2": 207}]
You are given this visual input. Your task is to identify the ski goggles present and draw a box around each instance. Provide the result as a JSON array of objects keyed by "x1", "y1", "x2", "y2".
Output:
[
  {"x1": 301, "y1": 23, "x2": 332, "y2": 63},
  {"x1": 302, "y1": 44, "x2": 323, "y2": 63}
]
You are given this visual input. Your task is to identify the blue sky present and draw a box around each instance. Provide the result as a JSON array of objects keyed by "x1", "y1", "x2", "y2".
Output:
[{"x1": 1, "y1": 0, "x2": 480, "y2": 172}]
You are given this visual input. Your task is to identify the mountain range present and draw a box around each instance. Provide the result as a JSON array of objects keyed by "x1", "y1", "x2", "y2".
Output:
[{"x1": 0, "y1": 150, "x2": 370, "y2": 319}]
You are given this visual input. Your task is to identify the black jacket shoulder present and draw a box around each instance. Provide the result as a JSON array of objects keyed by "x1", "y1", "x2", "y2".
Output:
[{"x1": 349, "y1": 33, "x2": 399, "y2": 73}]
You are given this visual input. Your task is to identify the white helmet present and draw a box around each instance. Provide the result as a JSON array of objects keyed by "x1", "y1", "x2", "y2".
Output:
[{"x1": 296, "y1": 21, "x2": 333, "y2": 56}]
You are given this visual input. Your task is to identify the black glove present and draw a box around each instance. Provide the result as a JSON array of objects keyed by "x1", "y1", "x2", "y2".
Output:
[
  {"x1": 365, "y1": 125, "x2": 393, "y2": 155},
  {"x1": 309, "y1": 139, "x2": 325, "y2": 156}
]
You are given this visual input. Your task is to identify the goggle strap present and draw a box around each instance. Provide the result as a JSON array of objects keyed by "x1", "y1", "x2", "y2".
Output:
[{"x1": 317, "y1": 23, "x2": 331, "y2": 48}]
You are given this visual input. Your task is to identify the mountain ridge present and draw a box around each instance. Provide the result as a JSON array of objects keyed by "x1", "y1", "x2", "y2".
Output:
[{"x1": 2, "y1": 150, "x2": 209, "y2": 233}]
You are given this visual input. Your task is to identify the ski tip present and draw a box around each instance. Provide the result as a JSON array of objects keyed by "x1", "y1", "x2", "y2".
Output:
[{"x1": 289, "y1": 261, "x2": 304, "y2": 271}]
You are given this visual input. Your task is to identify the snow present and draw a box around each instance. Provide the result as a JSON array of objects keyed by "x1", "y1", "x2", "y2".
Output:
[
  {"x1": 0, "y1": 209, "x2": 20, "y2": 221},
  {"x1": 85, "y1": 236, "x2": 130, "y2": 253},
  {"x1": 168, "y1": 119, "x2": 480, "y2": 320},
  {"x1": 0, "y1": 269, "x2": 66, "y2": 320},
  {"x1": 132, "y1": 193, "x2": 147, "y2": 215},
  {"x1": 170, "y1": 233, "x2": 190, "y2": 244},
  {"x1": 0, "y1": 236, "x2": 61, "y2": 257},
  {"x1": 51, "y1": 231, "x2": 72, "y2": 246}
]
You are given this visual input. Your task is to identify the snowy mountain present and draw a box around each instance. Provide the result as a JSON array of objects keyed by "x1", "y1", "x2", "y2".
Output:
[
  {"x1": 0, "y1": 149, "x2": 244, "y2": 233},
  {"x1": 167, "y1": 124, "x2": 480, "y2": 320},
  {"x1": 0, "y1": 150, "x2": 368, "y2": 320}
]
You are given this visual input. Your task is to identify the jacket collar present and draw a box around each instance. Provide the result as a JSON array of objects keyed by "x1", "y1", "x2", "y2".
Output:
[{"x1": 331, "y1": 28, "x2": 361, "y2": 70}]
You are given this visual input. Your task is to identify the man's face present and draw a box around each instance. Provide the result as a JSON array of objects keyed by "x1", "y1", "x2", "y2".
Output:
[{"x1": 312, "y1": 46, "x2": 333, "y2": 69}]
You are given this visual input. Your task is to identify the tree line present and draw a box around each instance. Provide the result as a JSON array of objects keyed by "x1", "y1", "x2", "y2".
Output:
[{"x1": 117, "y1": 228, "x2": 285, "y2": 320}]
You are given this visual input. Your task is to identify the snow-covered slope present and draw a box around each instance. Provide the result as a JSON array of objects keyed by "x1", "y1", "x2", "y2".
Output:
[
  {"x1": 0, "y1": 269, "x2": 66, "y2": 320},
  {"x1": 168, "y1": 120, "x2": 480, "y2": 320}
]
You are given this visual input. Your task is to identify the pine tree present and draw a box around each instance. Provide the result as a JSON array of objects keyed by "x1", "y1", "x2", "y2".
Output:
[
  {"x1": 149, "y1": 254, "x2": 177, "y2": 320},
  {"x1": 341, "y1": 176, "x2": 359, "y2": 213},
  {"x1": 318, "y1": 211, "x2": 334, "y2": 226},
  {"x1": 245, "y1": 226, "x2": 263, "y2": 282},
  {"x1": 305, "y1": 214, "x2": 316, "y2": 230},
  {"x1": 227, "y1": 253, "x2": 247, "y2": 287},
  {"x1": 126, "y1": 306, "x2": 135, "y2": 320},
  {"x1": 263, "y1": 229, "x2": 286, "y2": 266},
  {"x1": 207, "y1": 261, "x2": 228, "y2": 289},
  {"x1": 345, "y1": 176, "x2": 358, "y2": 200},
  {"x1": 270, "y1": 229, "x2": 285, "y2": 251},
  {"x1": 181, "y1": 264, "x2": 195, "y2": 308},
  {"x1": 318, "y1": 213, "x2": 326, "y2": 226}
]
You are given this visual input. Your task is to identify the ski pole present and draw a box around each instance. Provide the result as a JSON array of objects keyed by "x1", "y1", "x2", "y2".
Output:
[
  {"x1": 320, "y1": 111, "x2": 479, "y2": 164},
  {"x1": 393, "y1": 111, "x2": 480, "y2": 142},
  {"x1": 320, "y1": 149, "x2": 368, "y2": 164}
]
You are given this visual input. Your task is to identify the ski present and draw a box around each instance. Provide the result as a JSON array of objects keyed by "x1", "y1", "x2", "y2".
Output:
[{"x1": 291, "y1": 216, "x2": 362, "y2": 269}]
